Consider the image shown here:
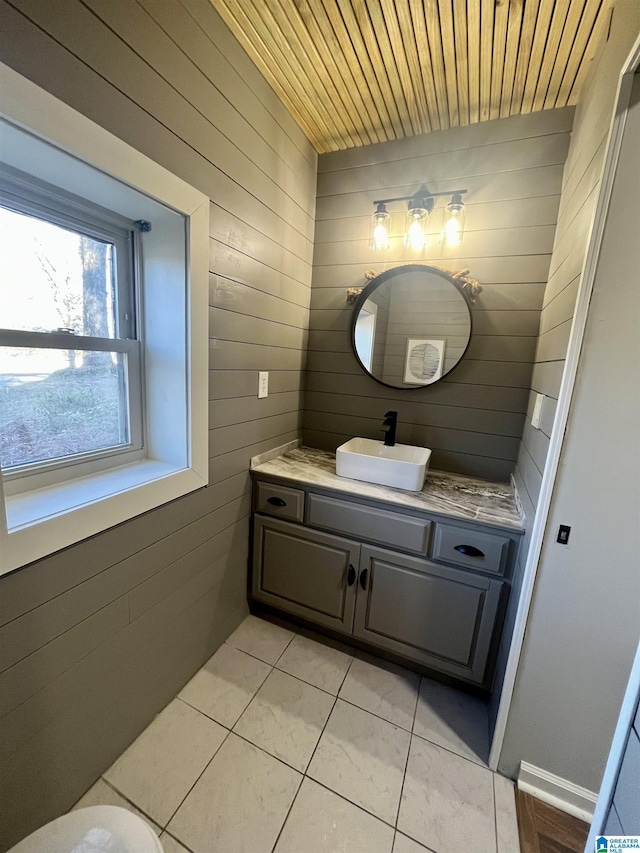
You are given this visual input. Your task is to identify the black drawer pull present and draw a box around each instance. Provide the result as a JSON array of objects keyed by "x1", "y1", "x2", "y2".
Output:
[
  {"x1": 267, "y1": 496, "x2": 287, "y2": 507},
  {"x1": 347, "y1": 565, "x2": 356, "y2": 586},
  {"x1": 454, "y1": 544, "x2": 485, "y2": 558},
  {"x1": 359, "y1": 568, "x2": 368, "y2": 591}
]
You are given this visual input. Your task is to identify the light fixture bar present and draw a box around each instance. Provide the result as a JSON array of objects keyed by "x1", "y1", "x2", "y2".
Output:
[{"x1": 373, "y1": 188, "x2": 468, "y2": 205}]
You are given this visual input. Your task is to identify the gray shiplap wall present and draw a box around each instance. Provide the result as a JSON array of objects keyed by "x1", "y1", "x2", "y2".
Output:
[
  {"x1": 305, "y1": 109, "x2": 573, "y2": 481},
  {"x1": 0, "y1": 0, "x2": 315, "y2": 847},
  {"x1": 514, "y1": 13, "x2": 631, "y2": 512}
]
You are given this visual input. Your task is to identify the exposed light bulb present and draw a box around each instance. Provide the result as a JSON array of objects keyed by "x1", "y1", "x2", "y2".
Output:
[
  {"x1": 406, "y1": 218, "x2": 426, "y2": 251},
  {"x1": 442, "y1": 193, "x2": 466, "y2": 246},
  {"x1": 369, "y1": 203, "x2": 391, "y2": 251},
  {"x1": 404, "y1": 194, "x2": 432, "y2": 252},
  {"x1": 444, "y1": 211, "x2": 462, "y2": 245},
  {"x1": 372, "y1": 220, "x2": 389, "y2": 250}
]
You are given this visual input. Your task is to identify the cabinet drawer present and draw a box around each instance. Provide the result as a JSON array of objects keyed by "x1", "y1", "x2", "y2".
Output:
[
  {"x1": 256, "y1": 481, "x2": 305, "y2": 522},
  {"x1": 432, "y1": 522, "x2": 510, "y2": 575},
  {"x1": 307, "y1": 493, "x2": 431, "y2": 556}
]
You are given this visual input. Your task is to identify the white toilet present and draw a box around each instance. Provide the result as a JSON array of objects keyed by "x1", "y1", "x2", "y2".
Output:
[{"x1": 8, "y1": 806, "x2": 164, "y2": 853}]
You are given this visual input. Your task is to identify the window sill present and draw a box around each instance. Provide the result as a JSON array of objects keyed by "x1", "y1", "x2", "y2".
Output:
[{"x1": 1, "y1": 459, "x2": 207, "y2": 576}]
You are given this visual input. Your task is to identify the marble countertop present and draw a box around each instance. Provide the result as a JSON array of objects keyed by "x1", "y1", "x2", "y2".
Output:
[{"x1": 252, "y1": 446, "x2": 524, "y2": 533}]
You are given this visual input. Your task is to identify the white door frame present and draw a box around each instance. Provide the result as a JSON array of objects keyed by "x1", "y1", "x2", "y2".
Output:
[
  {"x1": 586, "y1": 640, "x2": 640, "y2": 847},
  {"x1": 489, "y1": 33, "x2": 640, "y2": 771}
]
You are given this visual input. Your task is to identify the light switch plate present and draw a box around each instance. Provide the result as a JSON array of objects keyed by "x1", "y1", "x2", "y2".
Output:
[
  {"x1": 258, "y1": 371, "x2": 269, "y2": 399},
  {"x1": 531, "y1": 393, "x2": 545, "y2": 429}
]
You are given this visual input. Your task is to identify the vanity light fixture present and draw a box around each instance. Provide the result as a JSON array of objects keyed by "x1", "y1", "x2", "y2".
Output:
[{"x1": 370, "y1": 188, "x2": 467, "y2": 252}]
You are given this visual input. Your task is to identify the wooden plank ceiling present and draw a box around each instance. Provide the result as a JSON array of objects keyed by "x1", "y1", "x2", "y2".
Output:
[{"x1": 209, "y1": 0, "x2": 613, "y2": 153}]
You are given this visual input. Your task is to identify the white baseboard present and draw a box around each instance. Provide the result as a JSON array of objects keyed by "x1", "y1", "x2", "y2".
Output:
[{"x1": 518, "y1": 761, "x2": 598, "y2": 823}]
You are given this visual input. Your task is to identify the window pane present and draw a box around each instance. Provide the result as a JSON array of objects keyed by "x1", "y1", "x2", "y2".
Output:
[
  {"x1": 0, "y1": 347, "x2": 129, "y2": 469},
  {"x1": 0, "y1": 205, "x2": 119, "y2": 337}
]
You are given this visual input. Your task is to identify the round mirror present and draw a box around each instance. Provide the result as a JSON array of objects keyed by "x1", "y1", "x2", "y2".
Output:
[{"x1": 351, "y1": 264, "x2": 473, "y2": 389}]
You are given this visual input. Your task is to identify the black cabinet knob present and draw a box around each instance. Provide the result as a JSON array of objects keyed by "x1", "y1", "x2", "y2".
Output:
[
  {"x1": 347, "y1": 565, "x2": 356, "y2": 586},
  {"x1": 359, "y1": 568, "x2": 368, "y2": 590},
  {"x1": 454, "y1": 544, "x2": 485, "y2": 558},
  {"x1": 267, "y1": 496, "x2": 287, "y2": 507}
]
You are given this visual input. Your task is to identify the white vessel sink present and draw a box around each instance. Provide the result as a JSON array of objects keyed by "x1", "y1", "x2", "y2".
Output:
[{"x1": 336, "y1": 437, "x2": 431, "y2": 491}]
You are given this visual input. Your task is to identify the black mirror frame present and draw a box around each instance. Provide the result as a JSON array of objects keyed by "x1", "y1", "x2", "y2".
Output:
[{"x1": 350, "y1": 263, "x2": 474, "y2": 390}]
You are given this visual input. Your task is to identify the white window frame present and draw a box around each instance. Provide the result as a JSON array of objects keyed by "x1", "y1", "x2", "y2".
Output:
[
  {"x1": 1, "y1": 168, "x2": 145, "y2": 486},
  {"x1": 0, "y1": 62, "x2": 209, "y2": 576}
]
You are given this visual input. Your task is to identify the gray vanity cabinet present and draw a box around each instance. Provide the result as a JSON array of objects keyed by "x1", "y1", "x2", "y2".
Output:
[
  {"x1": 353, "y1": 546, "x2": 503, "y2": 683},
  {"x1": 251, "y1": 475, "x2": 519, "y2": 687},
  {"x1": 252, "y1": 515, "x2": 359, "y2": 633}
]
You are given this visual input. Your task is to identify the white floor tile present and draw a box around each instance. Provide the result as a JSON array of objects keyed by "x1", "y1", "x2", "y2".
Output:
[
  {"x1": 168, "y1": 733, "x2": 301, "y2": 853},
  {"x1": 103, "y1": 699, "x2": 227, "y2": 826},
  {"x1": 307, "y1": 699, "x2": 410, "y2": 825},
  {"x1": 413, "y1": 677, "x2": 489, "y2": 765},
  {"x1": 275, "y1": 778, "x2": 394, "y2": 853},
  {"x1": 393, "y1": 832, "x2": 435, "y2": 852},
  {"x1": 225, "y1": 615, "x2": 295, "y2": 664},
  {"x1": 159, "y1": 833, "x2": 191, "y2": 853},
  {"x1": 73, "y1": 779, "x2": 161, "y2": 835},
  {"x1": 234, "y1": 669, "x2": 335, "y2": 771},
  {"x1": 276, "y1": 633, "x2": 353, "y2": 695},
  {"x1": 339, "y1": 654, "x2": 420, "y2": 730},
  {"x1": 179, "y1": 643, "x2": 271, "y2": 728},
  {"x1": 494, "y1": 773, "x2": 521, "y2": 853},
  {"x1": 398, "y1": 735, "x2": 496, "y2": 853},
  {"x1": 79, "y1": 625, "x2": 508, "y2": 853}
]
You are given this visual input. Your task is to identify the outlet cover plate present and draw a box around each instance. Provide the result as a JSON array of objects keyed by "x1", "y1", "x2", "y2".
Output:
[{"x1": 258, "y1": 371, "x2": 269, "y2": 399}]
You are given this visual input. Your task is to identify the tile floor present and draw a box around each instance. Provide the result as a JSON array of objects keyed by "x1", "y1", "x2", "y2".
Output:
[{"x1": 73, "y1": 615, "x2": 521, "y2": 853}]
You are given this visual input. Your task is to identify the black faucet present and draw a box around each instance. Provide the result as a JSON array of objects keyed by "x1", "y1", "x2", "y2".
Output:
[{"x1": 381, "y1": 411, "x2": 398, "y2": 447}]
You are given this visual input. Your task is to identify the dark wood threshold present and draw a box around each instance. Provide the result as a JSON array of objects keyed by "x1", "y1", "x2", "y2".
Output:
[{"x1": 516, "y1": 789, "x2": 590, "y2": 853}]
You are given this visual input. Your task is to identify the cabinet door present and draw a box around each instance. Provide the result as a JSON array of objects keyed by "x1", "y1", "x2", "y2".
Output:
[
  {"x1": 252, "y1": 515, "x2": 359, "y2": 632},
  {"x1": 354, "y1": 546, "x2": 504, "y2": 684}
]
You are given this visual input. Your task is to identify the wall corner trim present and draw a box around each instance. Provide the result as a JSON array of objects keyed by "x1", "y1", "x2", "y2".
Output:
[{"x1": 518, "y1": 761, "x2": 598, "y2": 823}]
